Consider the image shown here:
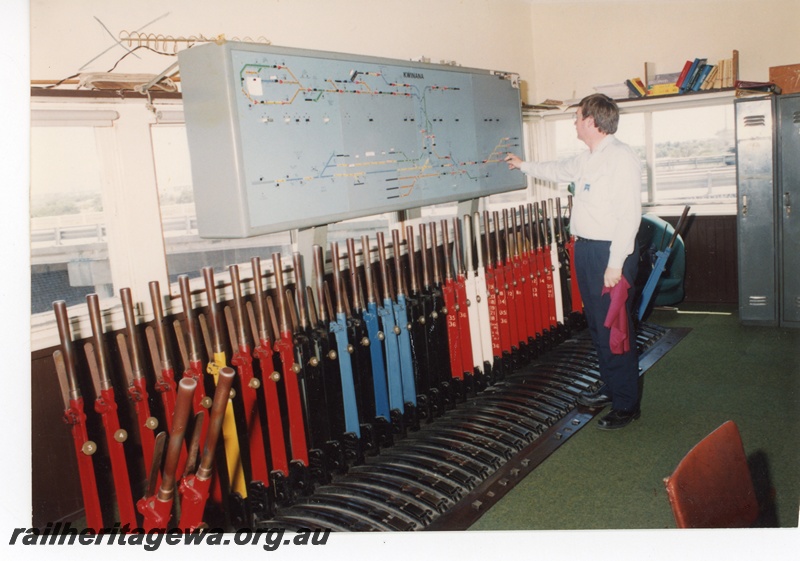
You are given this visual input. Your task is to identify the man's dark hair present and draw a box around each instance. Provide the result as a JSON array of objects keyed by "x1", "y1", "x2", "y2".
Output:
[{"x1": 579, "y1": 93, "x2": 619, "y2": 135}]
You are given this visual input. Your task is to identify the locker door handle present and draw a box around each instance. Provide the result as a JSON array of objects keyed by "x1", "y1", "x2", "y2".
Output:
[
  {"x1": 742, "y1": 195, "x2": 748, "y2": 216},
  {"x1": 785, "y1": 192, "x2": 791, "y2": 216}
]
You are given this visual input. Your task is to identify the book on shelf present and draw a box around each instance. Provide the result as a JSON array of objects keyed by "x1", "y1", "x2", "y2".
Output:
[
  {"x1": 690, "y1": 63, "x2": 714, "y2": 91},
  {"x1": 607, "y1": 50, "x2": 739, "y2": 101},
  {"x1": 675, "y1": 60, "x2": 693, "y2": 89},
  {"x1": 735, "y1": 80, "x2": 782, "y2": 95},
  {"x1": 644, "y1": 62, "x2": 656, "y2": 89},
  {"x1": 625, "y1": 77, "x2": 647, "y2": 97},
  {"x1": 700, "y1": 65, "x2": 719, "y2": 90},
  {"x1": 669, "y1": 50, "x2": 738, "y2": 93},
  {"x1": 769, "y1": 63, "x2": 800, "y2": 94},
  {"x1": 651, "y1": 71, "x2": 681, "y2": 86},
  {"x1": 720, "y1": 51, "x2": 739, "y2": 88},
  {"x1": 722, "y1": 58, "x2": 733, "y2": 88},
  {"x1": 525, "y1": 99, "x2": 567, "y2": 111},
  {"x1": 648, "y1": 83, "x2": 679, "y2": 96},
  {"x1": 680, "y1": 58, "x2": 707, "y2": 92}
]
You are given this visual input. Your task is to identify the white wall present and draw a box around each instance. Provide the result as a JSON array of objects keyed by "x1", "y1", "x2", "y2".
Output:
[
  {"x1": 30, "y1": 0, "x2": 799, "y2": 105},
  {"x1": 30, "y1": 0, "x2": 537, "y2": 102},
  {"x1": 529, "y1": 0, "x2": 800, "y2": 103}
]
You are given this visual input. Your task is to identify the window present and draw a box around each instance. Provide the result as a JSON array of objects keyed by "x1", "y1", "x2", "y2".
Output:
[
  {"x1": 149, "y1": 123, "x2": 395, "y2": 284},
  {"x1": 30, "y1": 126, "x2": 110, "y2": 314},
  {"x1": 651, "y1": 104, "x2": 735, "y2": 205},
  {"x1": 535, "y1": 95, "x2": 737, "y2": 213},
  {"x1": 150, "y1": 124, "x2": 292, "y2": 284},
  {"x1": 553, "y1": 112, "x2": 647, "y2": 199}
]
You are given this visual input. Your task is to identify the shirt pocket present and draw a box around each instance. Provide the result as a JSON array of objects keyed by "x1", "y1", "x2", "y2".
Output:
[{"x1": 577, "y1": 161, "x2": 610, "y2": 204}]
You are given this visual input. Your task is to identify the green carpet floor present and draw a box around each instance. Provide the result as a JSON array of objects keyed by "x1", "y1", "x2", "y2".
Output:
[{"x1": 467, "y1": 304, "x2": 800, "y2": 531}]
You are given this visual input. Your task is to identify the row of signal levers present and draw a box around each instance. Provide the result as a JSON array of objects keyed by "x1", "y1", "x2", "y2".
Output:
[{"x1": 52, "y1": 197, "x2": 585, "y2": 532}]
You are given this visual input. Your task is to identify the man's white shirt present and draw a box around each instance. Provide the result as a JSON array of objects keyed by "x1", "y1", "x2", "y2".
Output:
[{"x1": 519, "y1": 135, "x2": 642, "y2": 269}]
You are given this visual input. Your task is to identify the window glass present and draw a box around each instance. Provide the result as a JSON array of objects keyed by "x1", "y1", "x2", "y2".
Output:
[
  {"x1": 421, "y1": 201, "x2": 458, "y2": 219},
  {"x1": 150, "y1": 124, "x2": 394, "y2": 280},
  {"x1": 553, "y1": 113, "x2": 647, "y2": 197},
  {"x1": 151, "y1": 124, "x2": 290, "y2": 282},
  {"x1": 617, "y1": 113, "x2": 647, "y2": 201},
  {"x1": 652, "y1": 104, "x2": 735, "y2": 204},
  {"x1": 553, "y1": 116, "x2": 590, "y2": 198},
  {"x1": 550, "y1": 102, "x2": 734, "y2": 207},
  {"x1": 30, "y1": 127, "x2": 110, "y2": 314},
  {"x1": 484, "y1": 188, "x2": 528, "y2": 213},
  {"x1": 555, "y1": 117, "x2": 585, "y2": 160},
  {"x1": 326, "y1": 212, "x2": 393, "y2": 247}
]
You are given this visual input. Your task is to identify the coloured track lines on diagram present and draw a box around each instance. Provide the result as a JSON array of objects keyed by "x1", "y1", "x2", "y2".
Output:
[
  {"x1": 240, "y1": 62, "x2": 514, "y2": 200},
  {"x1": 240, "y1": 64, "x2": 456, "y2": 105}
]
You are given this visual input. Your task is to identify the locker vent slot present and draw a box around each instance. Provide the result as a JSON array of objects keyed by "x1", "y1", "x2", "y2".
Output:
[
  {"x1": 743, "y1": 115, "x2": 767, "y2": 127},
  {"x1": 795, "y1": 296, "x2": 800, "y2": 309},
  {"x1": 749, "y1": 295, "x2": 768, "y2": 306},
  {"x1": 793, "y1": 111, "x2": 800, "y2": 124}
]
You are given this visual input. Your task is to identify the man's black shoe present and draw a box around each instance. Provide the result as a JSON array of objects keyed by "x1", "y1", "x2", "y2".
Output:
[
  {"x1": 577, "y1": 389, "x2": 612, "y2": 408},
  {"x1": 597, "y1": 408, "x2": 641, "y2": 430}
]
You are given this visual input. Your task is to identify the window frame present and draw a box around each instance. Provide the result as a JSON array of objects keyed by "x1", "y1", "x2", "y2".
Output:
[
  {"x1": 31, "y1": 90, "x2": 736, "y2": 350},
  {"x1": 30, "y1": 93, "x2": 535, "y2": 350},
  {"x1": 30, "y1": 95, "x2": 172, "y2": 350},
  {"x1": 523, "y1": 90, "x2": 738, "y2": 216}
]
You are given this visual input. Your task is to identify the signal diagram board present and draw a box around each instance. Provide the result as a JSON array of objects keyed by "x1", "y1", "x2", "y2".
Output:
[{"x1": 178, "y1": 41, "x2": 524, "y2": 238}]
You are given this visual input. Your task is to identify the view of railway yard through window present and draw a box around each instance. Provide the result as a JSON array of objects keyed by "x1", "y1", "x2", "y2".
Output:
[{"x1": 29, "y1": 99, "x2": 736, "y2": 317}]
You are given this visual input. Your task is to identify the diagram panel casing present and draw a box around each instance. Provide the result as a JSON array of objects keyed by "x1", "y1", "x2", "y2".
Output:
[{"x1": 178, "y1": 41, "x2": 525, "y2": 238}]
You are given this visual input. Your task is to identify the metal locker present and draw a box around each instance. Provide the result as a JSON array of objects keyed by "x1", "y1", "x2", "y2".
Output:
[
  {"x1": 735, "y1": 97, "x2": 778, "y2": 325},
  {"x1": 778, "y1": 93, "x2": 800, "y2": 327}
]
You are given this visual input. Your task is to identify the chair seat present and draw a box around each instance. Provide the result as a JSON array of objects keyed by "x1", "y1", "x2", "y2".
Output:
[{"x1": 663, "y1": 420, "x2": 759, "y2": 528}]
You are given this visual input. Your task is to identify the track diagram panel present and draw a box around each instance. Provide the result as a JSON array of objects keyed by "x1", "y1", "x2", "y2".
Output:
[{"x1": 179, "y1": 42, "x2": 524, "y2": 238}]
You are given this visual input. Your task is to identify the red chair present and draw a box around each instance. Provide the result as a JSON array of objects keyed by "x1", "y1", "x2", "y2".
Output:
[{"x1": 663, "y1": 420, "x2": 759, "y2": 528}]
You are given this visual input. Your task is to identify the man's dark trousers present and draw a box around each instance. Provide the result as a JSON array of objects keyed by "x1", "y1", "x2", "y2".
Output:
[{"x1": 574, "y1": 238, "x2": 640, "y2": 412}]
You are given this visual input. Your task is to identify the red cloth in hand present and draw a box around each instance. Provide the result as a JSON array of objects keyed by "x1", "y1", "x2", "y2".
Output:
[{"x1": 602, "y1": 276, "x2": 631, "y2": 355}]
